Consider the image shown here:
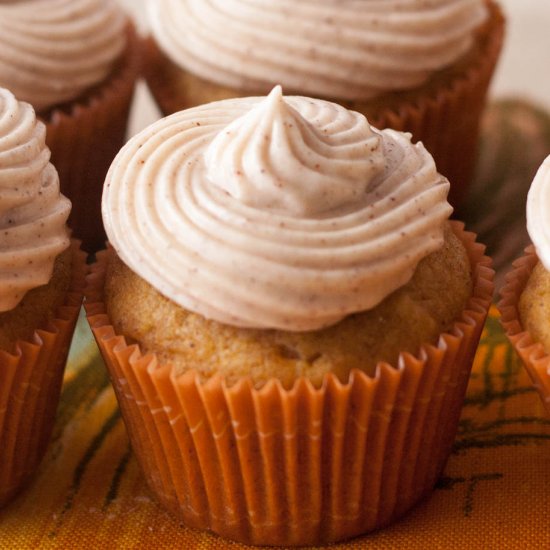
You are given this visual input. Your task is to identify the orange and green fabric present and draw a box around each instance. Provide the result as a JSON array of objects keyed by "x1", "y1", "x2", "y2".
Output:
[{"x1": 1, "y1": 100, "x2": 550, "y2": 549}]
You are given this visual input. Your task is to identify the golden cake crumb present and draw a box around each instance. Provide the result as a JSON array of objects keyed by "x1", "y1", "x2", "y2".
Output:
[
  {"x1": 105, "y1": 224, "x2": 472, "y2": 388},
  {"x1": 519, "y1": 261, "x2": 550, "y2": 353},
  {"x1": 0, "y1": 249, "x2": 72, "y2": 353}
]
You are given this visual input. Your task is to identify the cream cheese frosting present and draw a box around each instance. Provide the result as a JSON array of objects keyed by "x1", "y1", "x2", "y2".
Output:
[
  {"x1": 0, "y1": 87, "x2": 71, "y2": 312},
  {"x1": 0, "y1": 0, "x2": 127, "y2": 112},
  {"x1": 148, "y1": 0, "x2": 488, "y2": 101},
  {"x1": 526, "y1": 155, "x2": 550, "y2": 272},
  {"x1": 103, "y1": 88, "x2": 452, "y2": 331}
]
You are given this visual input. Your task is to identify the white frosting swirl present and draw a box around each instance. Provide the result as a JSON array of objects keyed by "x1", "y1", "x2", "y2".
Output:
[
  {"x1": 0, "y1": 0, "x2": 127, "y2": 112},
  {"x1": 527, "y1": 155, "x2": 550, "y2": 271},
  {"x1": 204, "y1": 87, "x2": 385, "y2": 216},
  {"x1": 0, "y1": 87, "x2": 71, "y2": 312},
  {"x1": 148, "y1": 0, "x2": 488, "y2": 100},
  {"x1": 103, "y1": 89, "x2": 452, "y2": 331}
]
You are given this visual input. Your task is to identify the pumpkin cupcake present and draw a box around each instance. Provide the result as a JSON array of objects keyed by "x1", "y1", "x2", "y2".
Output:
[
  {"x1": 144, "y1": 0, "x2": 504, "y2": 206},
  {"x1": 0, "y1": 88, "x2": 85, "y2": 507},
  {"x1": 0, "y1": 0, "x2": 141, "y2": 252},
  {"x1": 86, "y1": 88, "x2": 493, "y2": 545},
  {"x1": 500, "y1": 155, "x2": 550, "y2": 415}
]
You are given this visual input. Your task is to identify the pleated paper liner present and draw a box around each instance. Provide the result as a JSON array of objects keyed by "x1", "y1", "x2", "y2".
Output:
[
  {"x1": 85, "y1": 222, "x2": 493, "y2": 546},
  {"x1": 365, "y1": 0, "x2": 504, "y2": 208},
  {"x1": 42, "y1": 23, "x2": 141, "y2": 253},
  {"x1": 0, "y1": 242, "x2": 86, "y2": 507},
  {"x1": 499, "y1": 246, "x2": 550, "y2": 415},
  {"x1": 144, "y1": 0, "x2": 504, "y2": 208}
]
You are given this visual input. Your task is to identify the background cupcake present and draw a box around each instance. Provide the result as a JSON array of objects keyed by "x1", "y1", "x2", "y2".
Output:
[
  {"x1": 86, "y1": 89, "x2": 493, "y2": 545},
  {"x1": 0, "y1": 0, "x2": 141, "y2": 252},
  {"x1": 500, "y1": 155, "x2": 550, "y2": 414},
  {"x1": 0, "y1": 88, "x2": 85, "y2": 506},
  {"x1": 144, "y1": 0, "x2": 504, "y2": 206}
]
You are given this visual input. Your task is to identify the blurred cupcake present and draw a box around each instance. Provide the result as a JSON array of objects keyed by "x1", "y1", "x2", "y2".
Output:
[
  {"x1": 0, "y1": 88, "x2": 85, "y2": 507},
  {"x1": 86, "y1": 88, "x2": 493, "y2": 545},
  {"x1": 0, "y1": 0, "x2": 141, "y2": 252},
  {"x1": 144, "y1": 0, "x2": 504, "y2": 206},
  {"x1": 500, "y1": 155, "x2": 550, "y2": 414}
]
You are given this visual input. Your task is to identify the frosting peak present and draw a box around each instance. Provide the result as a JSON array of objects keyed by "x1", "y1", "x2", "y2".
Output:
[
  {"x1": 103, "y1": 92, "x2": 452, "y2": 331},
  {"x1": 0, "y1": 87, "x2": 71, "y2": 312},
  {"x1": 527, "y1": 155, "x2": 550, "y2": 271},
  {"x1": 205, "y1": 86, "x2": 385, "y2": 216}
]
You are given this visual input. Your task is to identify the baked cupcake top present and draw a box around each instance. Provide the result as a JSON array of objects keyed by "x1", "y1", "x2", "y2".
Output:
[
  {"x1": 527, "y1": 154, "x2": 550, "y2": 270},
  {"x1": 103, "y1": 87, "x2": 452, "y2": 331},
  {"x1": 0, "y1": 87, "x2": 71, "y2": 312},
  {"x1": 148, "y1": 0, "x2": 488, "y2": 101},
  {"x1": 0, "y1": 0, "x2": 127, "y2": 112}
]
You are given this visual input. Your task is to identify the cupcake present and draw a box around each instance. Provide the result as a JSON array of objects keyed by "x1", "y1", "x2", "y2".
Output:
[
  {"x1": 500, "y1": 155, "x2": 550, "y2": 414},
  {"x1": 0, "y1": 88, "x2": 85, "y2": 506},
  {"x1": 0, "y1": 0, "x2": 141, "y2": 252},
  {"x1": 144, "y1": 0, "x2": 504, "y2": 206},
  {"x1": 86, "y1": 88, "x2": 493, "y2": 545}
]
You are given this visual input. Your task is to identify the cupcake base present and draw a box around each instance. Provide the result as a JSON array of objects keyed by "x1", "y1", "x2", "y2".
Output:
[
  {"x1": 144, "y1": 1, "x2": 504, "y2": 208},
  {"x1": 499, "y1": 246, "x2": 550, "y2": 415},
  {"x1": 42, "y1": 24, "x2": 141, "y2": 253},
  {"x1": 0, "y1": 242, "x2": 86, "y2": 507},
  {"x1": 85, "y1": 222, "x2": 493, "y2": 546}
]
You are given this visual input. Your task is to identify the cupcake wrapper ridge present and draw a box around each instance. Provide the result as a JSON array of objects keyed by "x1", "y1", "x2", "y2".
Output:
[
  {"x1": 368, "y1": 1, "x2": 504, "y2": 206},
  {"x1": 0, "y1": 242, "x2": 86, "y2": 507},
  {"x1": 499, "y1": 246, "x2": 550, "y2": 415},
  {"x1": 85, "y1": 222, "x2": 494, "y2": 546},
  {"x1": 43, "y1": 24, "x2": 141, "y2": 253}
]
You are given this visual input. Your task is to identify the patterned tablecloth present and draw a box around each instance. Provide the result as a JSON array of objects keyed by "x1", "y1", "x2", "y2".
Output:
[{"x1": 1, "y1": 100, "x2": 550, "y2": 549}]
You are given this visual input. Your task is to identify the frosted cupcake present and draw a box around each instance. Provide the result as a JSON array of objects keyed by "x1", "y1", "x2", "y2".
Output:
[
  {"x1": 500, "y1": 155, "x2": 550, "y2": 414},
  {"x1": 0, "y1": 88, "x2": 85, "y2": 506},
  {"x1": 86, "y1": 88, "x2": 493, "y2": 545},
  {"x1": 144, "y1": 0, "x2": 504, "y2": 206},
  {"x1": 0, "y1": 0, "x2": 141, "y2": 252}
]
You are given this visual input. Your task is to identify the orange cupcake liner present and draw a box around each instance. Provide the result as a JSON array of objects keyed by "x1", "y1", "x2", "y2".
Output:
[
  {"x1": 85, "y1": 222, "x2": 493, "y2": 546},
  {"x1": 499, "y1": 246, "x2": 550, "y2": 415},
  {"x1": 43, "y1": 24, "x2": 141, "y2": 253},
  {"x1": 0, "y1": 242, "x2": 86, "y2": 507},
  {"x1": 144, "y1": 1, "x2": 504, "y2": 208},
  {"x1": 365, "y1": 0, "x2": 505, "y2": 207}
]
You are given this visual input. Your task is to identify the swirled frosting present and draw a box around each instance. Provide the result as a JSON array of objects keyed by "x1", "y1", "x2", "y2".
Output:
[
  {"x1": 148, "y1": 0, "x2": 488, "y2": 101},
  {"x1": 103, "y1": 88, "x2": 452, "y2": 331},
  {"x1": 0, "y1": 0, "x2": 126, "y2": 112},
  {"x1": 527, "y1": 155, "x2": 550, "y2": 271},
  {"x1": 0, "y1": 87, "x2": 71, "y2": 312}
]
